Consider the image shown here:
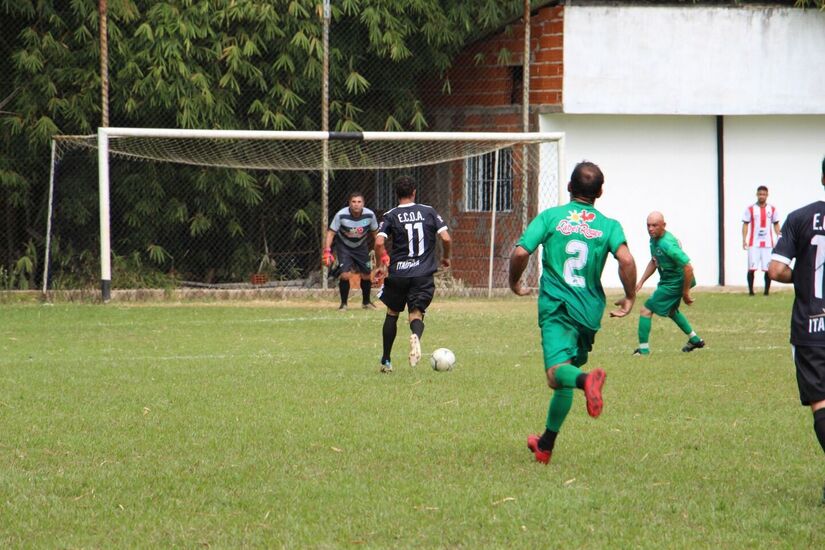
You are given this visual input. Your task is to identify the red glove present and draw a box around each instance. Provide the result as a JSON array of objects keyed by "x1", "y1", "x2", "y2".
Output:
[
  {"x1": 380, "y1": 252, "x2": 390, "y2": 267},
  {"x1": 322, "y1": 248, "x2": 335, "y2": 267}
]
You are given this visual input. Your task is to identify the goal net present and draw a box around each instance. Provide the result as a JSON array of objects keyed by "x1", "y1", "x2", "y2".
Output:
[{"x1": 47, "y1": 129, "x2": 564, "y2": 299}]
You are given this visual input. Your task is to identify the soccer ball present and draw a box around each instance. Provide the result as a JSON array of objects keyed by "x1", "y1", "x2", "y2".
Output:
[{"x1": 430, "y1": 348, "x2": 456, "y2": 372}]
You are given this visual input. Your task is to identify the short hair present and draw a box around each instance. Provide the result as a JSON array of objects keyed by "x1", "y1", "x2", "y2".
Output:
[
  {"x1": 756, "y1": 185, "x2": 768, "y2": 193},
  {"x1": 395, "y1": 175, "x2": 416, "y2": 200},
  {"x1": 569, "y1": 161, "x2": 604, "y2": 199},
  {"x1": 347, "y1": 191, "x2": 364, "y2": 202},
  {"x1": 821, "y1": 155, "x2": 824, "y2": 177}
]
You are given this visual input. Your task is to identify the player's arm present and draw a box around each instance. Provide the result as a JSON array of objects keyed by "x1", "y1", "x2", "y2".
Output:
[
  {"x1": 741, "y1": 221, "x2": 749, "y2": 250},
  {"x1": 681, "y1": 262, "x2": 695, "y2": 305},
  {"x1": 773, "y1": 221, "x2": 781, "y2": 238},
  {"x1": 438, "y1": 229, "x2": 452, "y2": 269},
  {"x1": 768, "y1": 259, "x2": 792, "y2": 283},
  {"x1": 509, "y1": 245, "x2": 531, "y2": 296},
  {"x1": 636, "y1": 258, "x2": 657, "y2": 292},
  {"x1": 610, "y1": 243, "x2": 637, "y2": 318}
]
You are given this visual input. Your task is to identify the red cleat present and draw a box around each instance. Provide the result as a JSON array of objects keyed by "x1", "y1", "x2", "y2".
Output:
[
  {"x1": 526, "y1": 434, "x2": 552, "y2": 464},
  {"x1": 584, "y1": 368, "x2": 606, "y2": 418}
]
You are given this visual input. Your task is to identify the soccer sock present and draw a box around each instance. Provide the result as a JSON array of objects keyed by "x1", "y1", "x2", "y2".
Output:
[
  {"x1": 338, "y1": 279, "x2": 350, "y2": 305},
  {"x1": 638, "y1": 316, "x2": 652, "y2": 348},
  {"x1": 764, "y1": 272, "x2": 771, "y2": 295},
  {"x1": 814, "y1": 408, "x2": 825, "y2": 454},
  {"x1": 545, "y1": 388, "x2": 574, "y2": 440},
  {"x1": 747, "y1": 271, "x2": 755, "y2": 294},
  {"x1": 538, "y1": 428, "x2": 560, "y2": 453},
  {"x1": 670, "y1": 310, "x2": 696, "y2": 338},
  {"x1": 410, "y1": 318, "x2": 424, "y2": 340},
  {"x1": 554, "y1": 364, "x2": 583, "y2": 389},
  {"x1": 360, "y1": 278, "x2": 372, "y2": 304},
  {"x1": 382, "y1": 314, "x2": 398, "y2": 361}
]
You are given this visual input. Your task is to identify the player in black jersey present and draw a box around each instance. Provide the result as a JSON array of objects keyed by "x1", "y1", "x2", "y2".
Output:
[
  {"x1": 768, "y1": 156, "x2": 825, "y2": 504},
  {"x1": 373, "y1": 176, "x2": 451, "y2": 373}
]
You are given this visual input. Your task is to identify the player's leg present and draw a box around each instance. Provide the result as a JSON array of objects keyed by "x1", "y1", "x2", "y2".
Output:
[
  {"x1": 336, "y1": 247, "x2": 355, "y2": 310},
  {"x1": 377, "y1": 277, "x2": 408, "y2": 373},
  {"x1": 670, "y1": 308, "x2": 705, "y2": 352},
  {"x1": 528, "y1": 314, "x2": 602, "y2": 464},
  {"x1": 359, "y1": 275, "x2": 375, "y2": 308},
  {"x1": 634, "y1": 306, "x2": 653, "y2": 356},
  {"x1": 760, "y1": 248, "x2": 771, "y2": 295},
  {"x1": 406, "y1": 276, "x2": 435, "y2": 367},
  {"x1": 792, "y1": 345, "x2": 825, "y2": 502},
  {"x1": 350, "y1": 246, "x2": 376, "y2": 308},
  {"x1": 747, "y1": 248, "x2": 758, "y2": 296},
  {"x1": 636, "y1": 287, "x2": 674, "y2": 355}
]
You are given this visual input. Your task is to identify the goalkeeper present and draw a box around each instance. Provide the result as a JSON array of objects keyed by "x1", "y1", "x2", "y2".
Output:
[
  {"x1": 322, "y1": 192, "x2": 379, "y2": 310},
  {"x1": 633, "y1": 211, "x2": 705, "y2": 356}
]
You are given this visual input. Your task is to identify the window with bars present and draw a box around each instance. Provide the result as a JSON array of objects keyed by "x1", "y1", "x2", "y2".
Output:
[{"x1": 464, "y1": 148, "x2": 513, "y2": 212}]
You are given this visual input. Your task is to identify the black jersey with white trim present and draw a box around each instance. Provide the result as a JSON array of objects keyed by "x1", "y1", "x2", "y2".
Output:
[
  {"x1": 377, "y1": 203, "x2": 448, "y2": 278},
  {"x1": 772, "y1": 200, "x2": 825, "y2": 346}
]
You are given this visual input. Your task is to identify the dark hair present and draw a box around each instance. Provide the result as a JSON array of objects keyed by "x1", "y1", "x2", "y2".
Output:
[
  {"x1": 347, "y1": 191, "x2": 364, "y2": 202},
  {"x1": 821, "y1": 155, "x2": 824, "y2": 177},
  {"x1": 570, "y1": 161, "x2": 604, "y2": 199},
  {"x1": 756, "y1": 185, "x2": 768, "y2": 193},
  {"x1": 395, "y1": 175, "x2": 416, "y2": 200}
]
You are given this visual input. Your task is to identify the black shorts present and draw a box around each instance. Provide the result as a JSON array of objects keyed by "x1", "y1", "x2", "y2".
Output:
[
  {"x1": 792, "y1": 345, "x2": 825, "y2": 406},
  {"x1": 378, "y1": 275, "x2": 435, "y2": 313},
  {"x1": 335, "y1": 244, "x2": 370, "y2": 275}
]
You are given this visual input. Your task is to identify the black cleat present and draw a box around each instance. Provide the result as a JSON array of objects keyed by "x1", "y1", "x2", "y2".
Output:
[{"x1": 681, "y1": 339, "x2": 705, "y2": 352}]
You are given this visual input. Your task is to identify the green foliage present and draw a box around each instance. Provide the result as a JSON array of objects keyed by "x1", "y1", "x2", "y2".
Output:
[{"x1": 1, "y1": 0, "x2": 534, "y2": 289}]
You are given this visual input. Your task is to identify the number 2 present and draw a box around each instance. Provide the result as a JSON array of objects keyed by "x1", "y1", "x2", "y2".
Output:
[{"x1": 563, "y1": 240, "x2": 588, "y2": 287}]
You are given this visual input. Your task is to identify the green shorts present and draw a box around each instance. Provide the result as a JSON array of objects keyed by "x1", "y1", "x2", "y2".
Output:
[
  {"x1": 540, "y1": 308, "x2": 595, "y2": 369},
  {"x1": 644, "y1": 285, "x2": 683, "y2": 317}
]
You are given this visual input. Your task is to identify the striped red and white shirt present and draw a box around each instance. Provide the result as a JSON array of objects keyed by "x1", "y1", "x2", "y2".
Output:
[{"x1": 742, "y1": 203, "x2": 780, "y2": 248}]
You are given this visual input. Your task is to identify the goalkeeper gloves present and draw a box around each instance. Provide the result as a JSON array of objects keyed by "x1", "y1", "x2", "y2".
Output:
[{"x1": 322, "y1": 248, "x2": 335, "y2": 267}]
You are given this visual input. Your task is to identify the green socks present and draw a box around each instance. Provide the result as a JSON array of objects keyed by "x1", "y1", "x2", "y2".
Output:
[
  {"x1": 638, "y1": 316, "x2": 651, "y2": 348},
  {"x1": 546, "y1": 388, "x2": 573, "y2": 432},
  {"x1": 670, "y1": 310, "x2": 697, "y2": 339}
]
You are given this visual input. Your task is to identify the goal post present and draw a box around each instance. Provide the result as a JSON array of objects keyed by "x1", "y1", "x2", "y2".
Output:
[{"x1": 49, "y1": 128, "x2": 565, "y2": 301}]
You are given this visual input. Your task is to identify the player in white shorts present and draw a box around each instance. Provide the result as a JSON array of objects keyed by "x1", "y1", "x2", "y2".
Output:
[{"x1": 742, "y1": 185, "x2": 780, "y2": 296}]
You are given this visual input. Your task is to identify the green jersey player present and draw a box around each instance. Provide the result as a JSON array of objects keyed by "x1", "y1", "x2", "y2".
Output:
[
  {"x1": 634, "y1": 212, "x2": 705, "y2": 356},
  {"x1": 509, "y1": 161, "x2": 637, "y2": 464}
]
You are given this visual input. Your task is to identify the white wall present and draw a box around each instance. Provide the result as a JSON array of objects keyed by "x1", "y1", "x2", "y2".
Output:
[
  {"x1": 563, "y1": 5, "x2": 825, "y2": 115},
  {"x1": 540, "y1": 114, "x2": 719, "y2": 289},
  {"x1": 723, "y1": 116, "x2": 825, "y2": 286},
  {"x1": 541, "y1": 114, "x2": 825, "y2": 289}
]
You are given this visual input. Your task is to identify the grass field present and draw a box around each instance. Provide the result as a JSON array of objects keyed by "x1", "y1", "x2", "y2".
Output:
[{"x1": 1, "y1": 291, "x2": 823, "y2": 547}]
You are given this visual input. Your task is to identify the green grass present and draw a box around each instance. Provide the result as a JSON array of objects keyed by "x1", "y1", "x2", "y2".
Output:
[{"x1": 1, "y1": 292, "x2": 823, "y2": 548}]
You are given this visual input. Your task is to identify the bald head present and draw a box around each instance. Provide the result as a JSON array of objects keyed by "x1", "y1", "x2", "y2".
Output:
[{"x1": 646, "y1": 211, "x2": 666, "y2": 239}]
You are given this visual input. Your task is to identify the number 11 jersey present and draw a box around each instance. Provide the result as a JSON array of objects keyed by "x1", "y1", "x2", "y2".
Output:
[
  {"x1": 378, "y1": 203, "x2": 449, "y2": 278},
  {"x1": 772, "y1": 200, "x2": 825, "y2": 346}
]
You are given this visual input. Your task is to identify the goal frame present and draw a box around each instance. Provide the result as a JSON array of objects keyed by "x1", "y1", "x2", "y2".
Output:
[{"x1": 57, "y1": 127, "x2": 565, "y2": 301}]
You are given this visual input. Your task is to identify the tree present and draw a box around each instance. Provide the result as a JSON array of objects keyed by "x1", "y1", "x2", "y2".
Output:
[{"x1": 0, "y1": 0, "x2": 536, "y2": 287}]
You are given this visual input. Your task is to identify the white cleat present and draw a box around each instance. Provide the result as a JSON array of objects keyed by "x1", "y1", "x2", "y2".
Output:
[{"x1": 409, "y1": 334, "x2": 421, "y2": 367}]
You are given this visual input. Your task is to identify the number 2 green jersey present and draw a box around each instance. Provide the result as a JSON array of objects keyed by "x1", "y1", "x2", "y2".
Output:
[{"x1": 517, "y1": 200, "x2": 627, "y2": 331}]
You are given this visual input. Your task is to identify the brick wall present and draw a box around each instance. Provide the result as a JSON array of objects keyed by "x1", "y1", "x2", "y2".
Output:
[{"x1": 421, "y1": 6, "x2": 564, "y2": 286}]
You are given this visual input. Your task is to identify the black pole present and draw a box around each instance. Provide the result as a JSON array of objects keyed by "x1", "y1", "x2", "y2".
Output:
[{"x1": 716, "y1": 115, "x2": 725, "y2": 286}]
